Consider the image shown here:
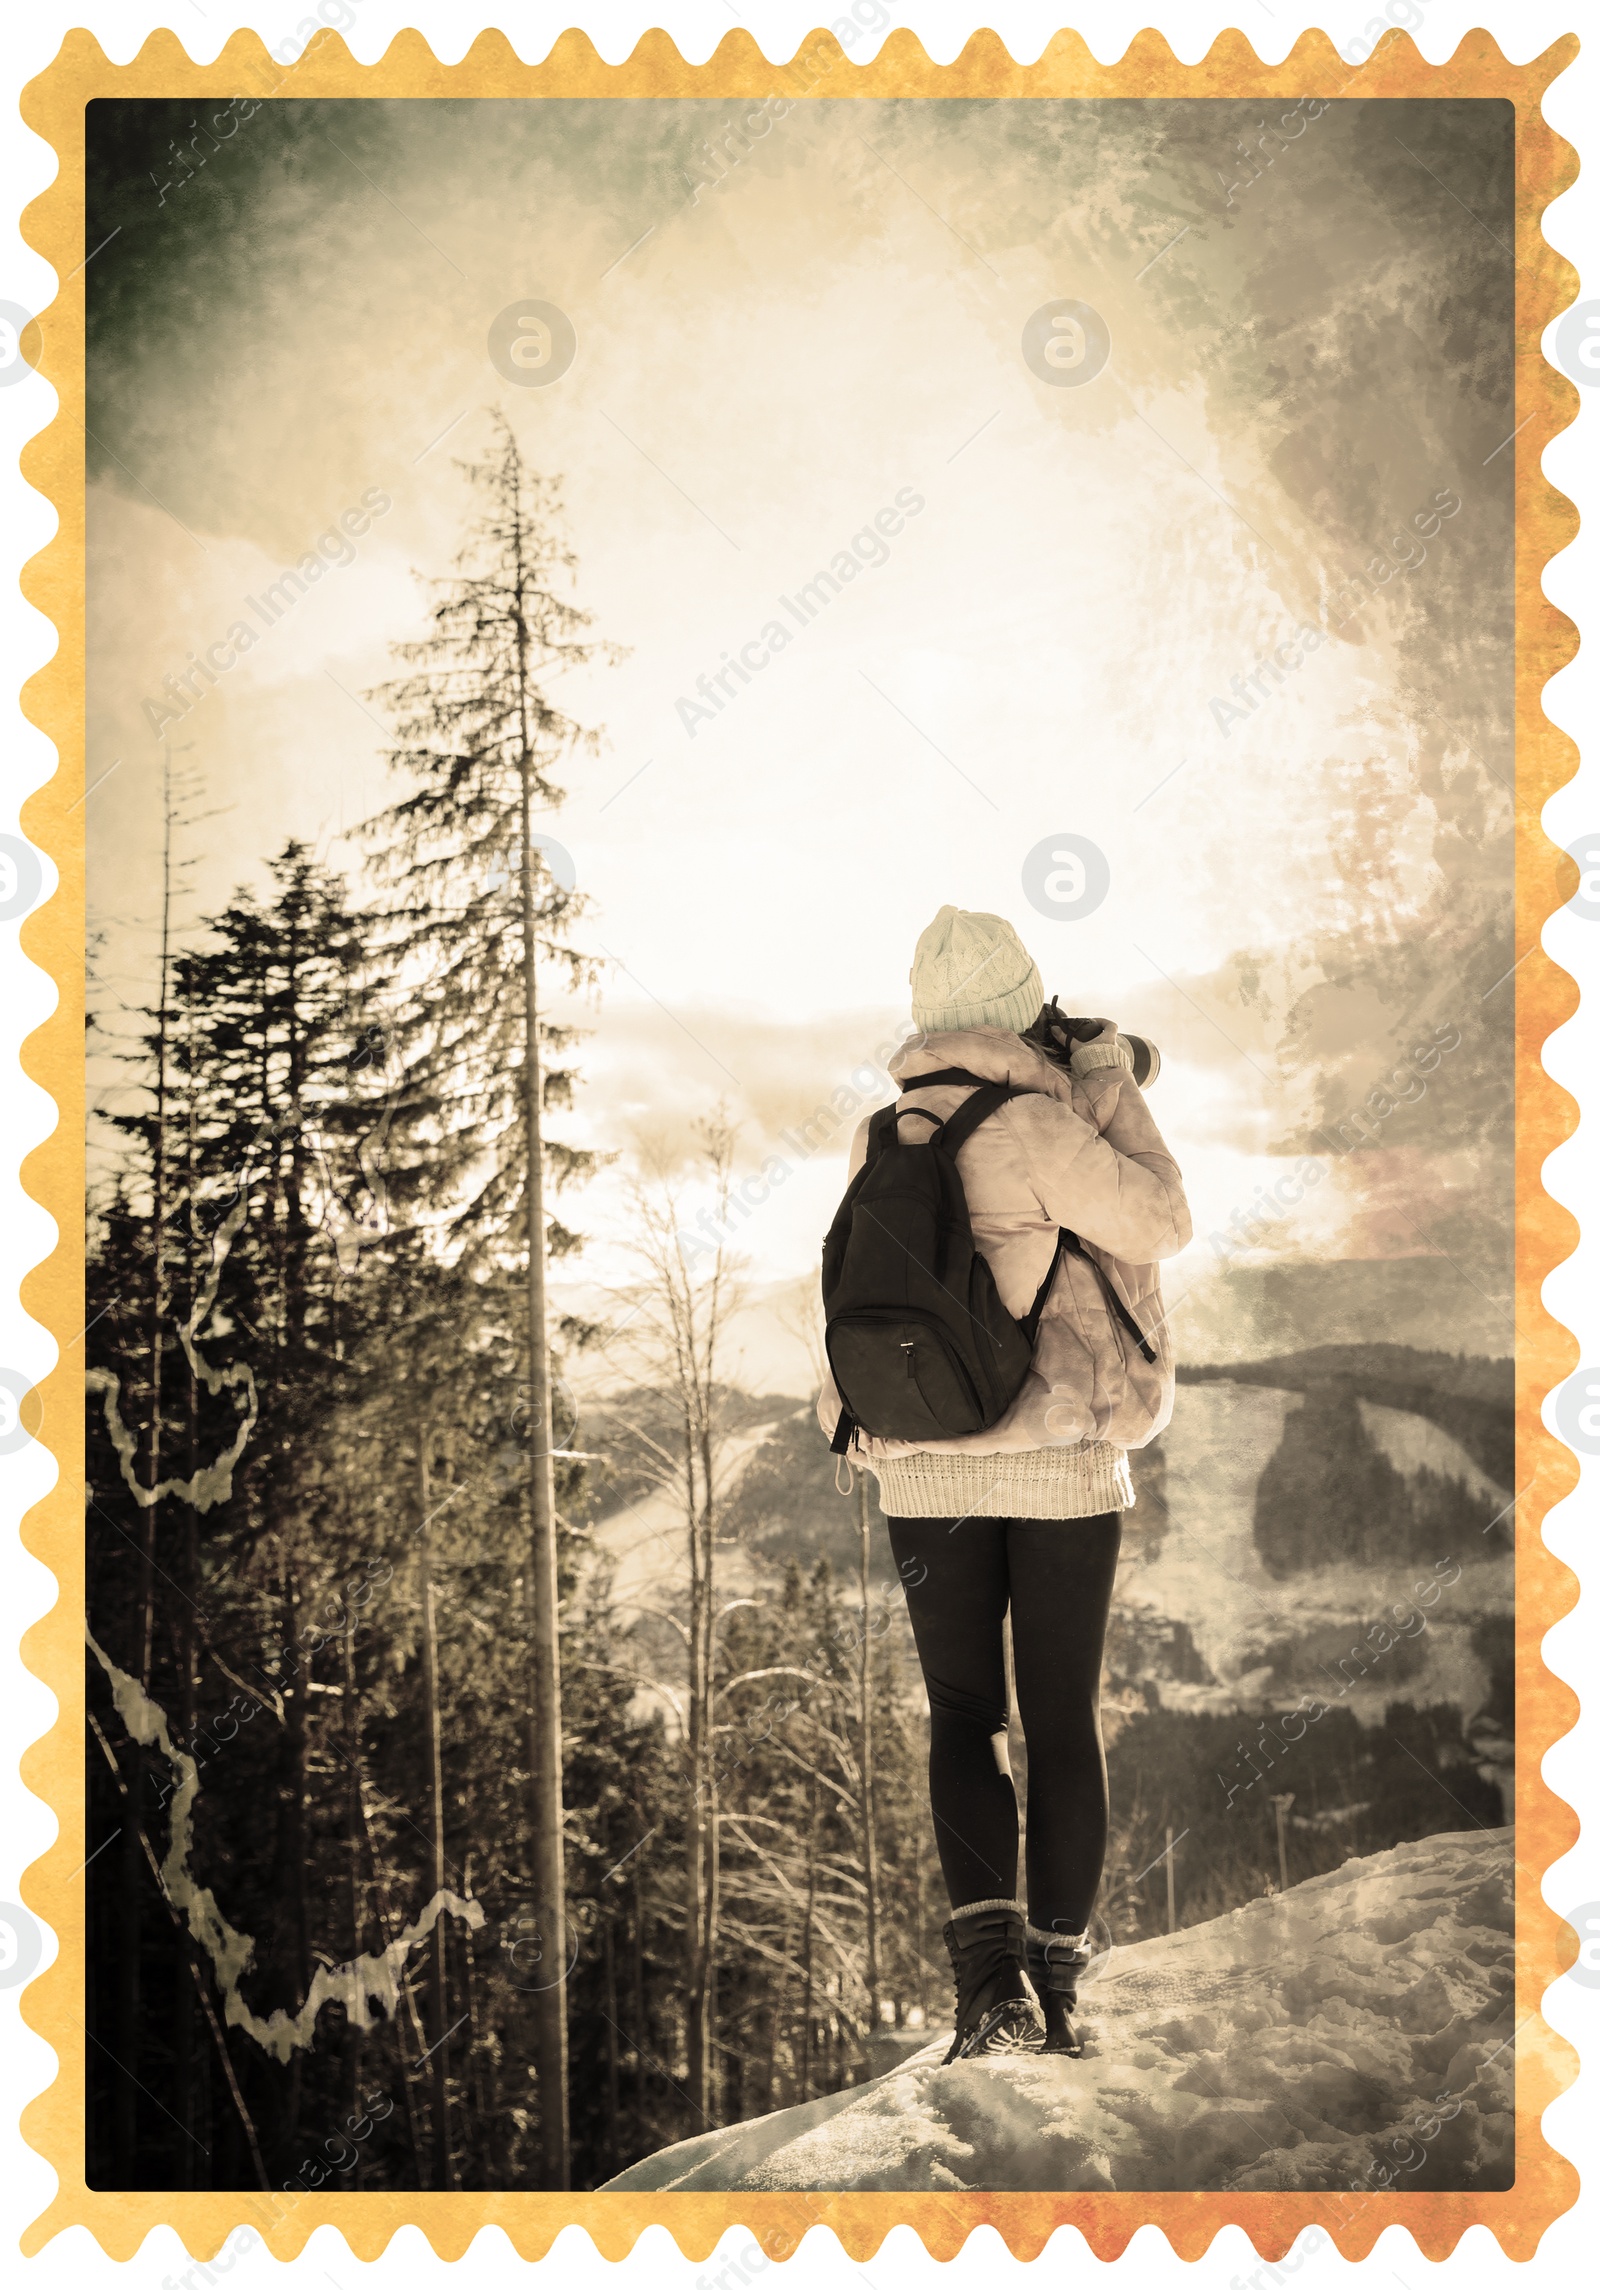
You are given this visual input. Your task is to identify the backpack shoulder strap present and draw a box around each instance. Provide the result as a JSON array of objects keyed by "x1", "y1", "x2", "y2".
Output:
[
  {"x1": 1016, "y1": 1230, "x2": 1157, "y2": 1359},
  {"x1": 894, "y1": 1067, "x2": 995, "y2": 1142},
  {"x1": 1056, "y1": 1229, "x2": 1159, "y2": 1362},
  {"x1": 861, "y1": 1099, "x2": 904, "y2": 1169},
  {"x1": 886, "y1": 1068, "x2": 1037, "y2": 1157},
  {"x1": 898, "y1": 1067, "x2": 990, "y2": 1091},
  {"x1": 936, "y1": 1080, "x2": 1025, "y2": 1160},
  {"x1": 1021, "y1": 1228, "x2": 1070, "y2": 1345}
]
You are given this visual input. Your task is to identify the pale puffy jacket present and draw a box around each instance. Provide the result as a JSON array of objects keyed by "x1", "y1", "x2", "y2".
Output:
[{"x1": 816, "y1": 1025, "x2": 1191, "y2": 1460}]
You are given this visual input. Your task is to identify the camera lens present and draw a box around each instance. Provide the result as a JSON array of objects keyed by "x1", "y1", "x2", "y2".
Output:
[{"x1": 1125, "y1": 1035, "x2": 1160, "y2": 1089}]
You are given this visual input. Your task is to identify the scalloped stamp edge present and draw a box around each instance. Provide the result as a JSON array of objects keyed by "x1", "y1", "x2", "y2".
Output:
[{"x1": 10, "y1": 18, "x2": 1585, "y2": 2267}]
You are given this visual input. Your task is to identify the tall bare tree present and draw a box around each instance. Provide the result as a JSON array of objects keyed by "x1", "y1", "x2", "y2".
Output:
[
  {"x1": 364, "y1": 416, "x2": 619, "y2": 2187},
  {"x1": 610, "y1": 1117, "x2": 748, "y2": 2121}
]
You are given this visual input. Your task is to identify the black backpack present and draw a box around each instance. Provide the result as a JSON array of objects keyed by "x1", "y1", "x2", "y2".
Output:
[{"x1": 822, "y1": 1067, "x2": 1156, "y2": 1454}]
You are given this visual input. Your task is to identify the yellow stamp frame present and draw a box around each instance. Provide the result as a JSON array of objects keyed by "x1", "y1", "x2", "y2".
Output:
[{"x1": 13, "y1": 19, "x2": 1584, "y2": 2266}]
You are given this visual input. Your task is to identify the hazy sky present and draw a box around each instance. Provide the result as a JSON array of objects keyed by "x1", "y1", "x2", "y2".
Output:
[{"x1": 84, "y1": 93, "x2": 1517, "y2": 1330}]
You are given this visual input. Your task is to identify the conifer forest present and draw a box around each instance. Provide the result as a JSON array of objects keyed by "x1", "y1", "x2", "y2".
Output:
[
  {"x1": 84, "y1": 426, "x2": 1508, "y2": 2197},
  {"x1": 84, "y1": 427, "x2": 951, "y2": 2194}
]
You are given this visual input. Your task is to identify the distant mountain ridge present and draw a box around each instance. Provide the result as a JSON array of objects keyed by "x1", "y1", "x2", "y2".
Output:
[
  {"x1": 573, "y1": 1350, "x2": 1513, "y2": 1782},
  {"x1": 1176, "y1": 1344, "x2": 1510, "y2": 1402},
  {"x1": 1178, "y1": 1345, "x2": 1513, "y2": 1489}
]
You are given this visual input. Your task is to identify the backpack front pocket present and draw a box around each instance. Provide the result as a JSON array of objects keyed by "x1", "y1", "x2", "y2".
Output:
[{"x1": 827, "y1": 1311, "x2": 989, "y2": 1440}]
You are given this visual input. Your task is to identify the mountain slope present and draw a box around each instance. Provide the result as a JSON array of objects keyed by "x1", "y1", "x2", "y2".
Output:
[
  {"x1": 1178, "y1": 1346, "x2": 1512, "y2": 1487},
  {"x1": 603, "y1": 1828, "x2": 1512, "y2": 2194}
]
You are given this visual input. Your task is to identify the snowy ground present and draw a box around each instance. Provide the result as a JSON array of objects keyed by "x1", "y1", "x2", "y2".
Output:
[{"x1": 603, "y1": 1828, "x2": 1514, "y2": 2194}]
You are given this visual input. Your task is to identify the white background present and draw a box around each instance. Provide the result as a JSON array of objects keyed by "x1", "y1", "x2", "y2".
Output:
[{"x1": 0, "y1": 3, "x2": 1594, "y2": 2285}]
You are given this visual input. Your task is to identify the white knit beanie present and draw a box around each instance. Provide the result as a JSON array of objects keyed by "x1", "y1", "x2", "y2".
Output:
[{"x1": 909, "y1": 906, "x2": 1044, "y2": 1036}]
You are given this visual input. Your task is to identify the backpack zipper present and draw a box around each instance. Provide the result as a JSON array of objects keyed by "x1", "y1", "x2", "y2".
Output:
[{"x1": 826, "y1": 1309, "x2": 988, "y2": 1425}]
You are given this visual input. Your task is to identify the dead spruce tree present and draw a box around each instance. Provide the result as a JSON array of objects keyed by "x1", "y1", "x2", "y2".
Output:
[{"x1": 363, "y1": 416, "x2": 620, "y2": 2190}]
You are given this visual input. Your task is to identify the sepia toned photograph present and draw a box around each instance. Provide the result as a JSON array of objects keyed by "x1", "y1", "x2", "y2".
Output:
[{"x1": 12, "y1": 18, "x2": 1580, "y2": 2258}]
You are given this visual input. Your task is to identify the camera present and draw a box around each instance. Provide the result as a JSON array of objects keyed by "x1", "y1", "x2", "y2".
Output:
[{"x1": 1022, "y1": 997, "x2": 1161, "y2": 1089}]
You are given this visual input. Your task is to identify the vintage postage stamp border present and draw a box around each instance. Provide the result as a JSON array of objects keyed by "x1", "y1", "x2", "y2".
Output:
[{"x1": 11, "y1": 18, "x2": 1584, "y2": 2266}]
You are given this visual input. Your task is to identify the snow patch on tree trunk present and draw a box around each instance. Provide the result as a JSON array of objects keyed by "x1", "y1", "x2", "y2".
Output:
[{"x1": 88, "y1": 1629, "x2": 484, "y2": 2063}]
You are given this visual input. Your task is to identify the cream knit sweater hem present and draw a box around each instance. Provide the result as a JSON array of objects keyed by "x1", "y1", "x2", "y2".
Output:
[{"x1": 874, "y1": 1441, "x2": 1134, "y2": 1521}]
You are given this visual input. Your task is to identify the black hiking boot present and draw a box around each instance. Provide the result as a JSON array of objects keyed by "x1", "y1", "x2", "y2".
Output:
[
  {"x1": 940, "y1": 1903, "x2": 1043, "y2": 2061},
  {"x1": 1025, "y1": 1930, "x2": 1092, "y2": 2057}
]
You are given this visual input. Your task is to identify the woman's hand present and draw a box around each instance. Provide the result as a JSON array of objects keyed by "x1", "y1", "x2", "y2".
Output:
[{"x1": 1067, "y1": 1022, "x2": 1135, "y2": 1078}]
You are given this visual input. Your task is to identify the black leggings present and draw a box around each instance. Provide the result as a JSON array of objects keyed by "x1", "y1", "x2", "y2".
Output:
[{"x1": 887, "y1": 1511, "x2": 1121, "y2": 1935}]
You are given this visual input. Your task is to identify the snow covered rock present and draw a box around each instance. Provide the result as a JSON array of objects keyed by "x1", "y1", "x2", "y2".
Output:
[{"x1": 602, "y1": 1828, "x2": 1513, "y2": 2194}]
